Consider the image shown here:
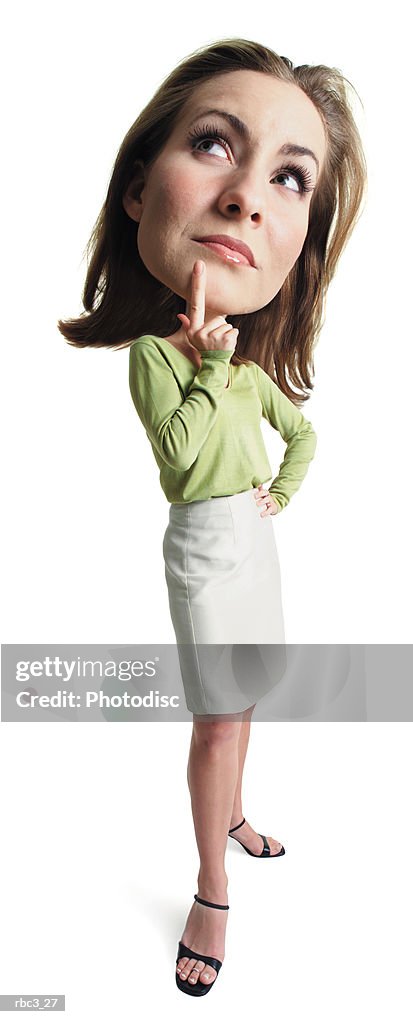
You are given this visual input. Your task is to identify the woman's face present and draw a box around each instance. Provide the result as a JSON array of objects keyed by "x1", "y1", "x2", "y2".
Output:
[{"x1": 123, "y1": 69, "x2": 327, "y2": 324}]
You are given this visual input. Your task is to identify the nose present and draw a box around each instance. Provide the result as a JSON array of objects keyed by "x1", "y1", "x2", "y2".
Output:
[{"x1": 216, "y1": 167, "x2": 265, "y2": 223}]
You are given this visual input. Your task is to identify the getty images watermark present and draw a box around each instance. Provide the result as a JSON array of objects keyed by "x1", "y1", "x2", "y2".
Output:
[
  {"x1": 14, "y1": 653, "x2": 179, "y2": 708},
  {"x1": 1, "y1": 644, "x2": 413, "y2": 722},
  {"x1": 1, "y1": 646, "x2": 185, "y2": 721}
]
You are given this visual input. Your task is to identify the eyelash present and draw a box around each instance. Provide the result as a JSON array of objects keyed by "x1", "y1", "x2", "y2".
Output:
[{"x1": 187, "y1": 122, "x2": 315, "y2": 195}]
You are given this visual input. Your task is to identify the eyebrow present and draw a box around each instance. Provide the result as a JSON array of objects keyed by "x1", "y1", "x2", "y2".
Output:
[{"x1": 188, "y1": 107, "x2": 320, "y2": 175}]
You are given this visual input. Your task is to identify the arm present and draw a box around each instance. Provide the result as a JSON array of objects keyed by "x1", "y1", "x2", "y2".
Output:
[
  {"x1": 129, "y1": 340, "x2": 232, "y2": 471},
  {"x1": 255, "y1": 362, "x2": 317, "y2": 511}
]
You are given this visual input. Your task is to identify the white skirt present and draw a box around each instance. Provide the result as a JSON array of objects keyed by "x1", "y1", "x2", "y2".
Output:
[{"x1": 162, "y1": 487, "x2": 286, "y2": 716}]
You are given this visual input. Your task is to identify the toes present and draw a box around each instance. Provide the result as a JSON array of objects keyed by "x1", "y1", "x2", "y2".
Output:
[
  {"x1": 176, "y1": 956, "x2": 190, "y2": 977},
  {"x1": 188, "y1": 960, "x2": 206, "y2": 985},
  {"x1": 179, "y1": 956, "x2": 197, "y2": 980},
  {"x1": 188, "y1": 961, "x2": 217, "y2": 985},
  {"x1": 176, "y1": 956, "x2": 217, "y2": 986},
  {"x1": 200, "y1": 963, "x2": 216, "y2": 984},
  {"x1": 180, "y1": 954, "x2": 197, "y2": 978}
]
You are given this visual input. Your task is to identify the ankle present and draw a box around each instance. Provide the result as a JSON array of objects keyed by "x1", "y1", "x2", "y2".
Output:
[
  {"x1": 229, "y1": 811, "x2": 244, "y2": 827},
  {"x1": 197, "y1": 870, "x2": 228, "y2": 903}
]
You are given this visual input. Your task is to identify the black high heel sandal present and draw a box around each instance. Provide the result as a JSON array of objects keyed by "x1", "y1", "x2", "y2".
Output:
[
  {"x1": 175, "y1": 893, "x2": 229, "y2": 997},
  {"x1": 228, "y1": 817, "x2": 285, "y2": 857}
]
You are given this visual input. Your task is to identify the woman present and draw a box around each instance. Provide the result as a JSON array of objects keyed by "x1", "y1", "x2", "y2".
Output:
[{"x1": 58, "y1": 38, "x2": 367, "y2": 996}]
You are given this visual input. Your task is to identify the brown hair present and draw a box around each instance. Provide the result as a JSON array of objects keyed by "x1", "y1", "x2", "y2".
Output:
[{"x1": 57, "y1": 37, "x2": 368, "y2": 405}]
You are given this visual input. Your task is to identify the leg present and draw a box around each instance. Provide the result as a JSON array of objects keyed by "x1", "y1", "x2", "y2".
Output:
[
  {"x1": 176, "y1": 712, "x2": 243, "y2": 989},
  {"x1": 228, "y1": 706, "x2": 285, "y2": 857},
  {"x1": 230, "y1": 704, "x2": 255, "y2": 828}
]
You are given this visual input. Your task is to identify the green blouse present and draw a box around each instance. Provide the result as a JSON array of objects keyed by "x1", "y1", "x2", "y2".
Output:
[{"x1": 129, "y1": 334, "x2": 317, "y2": 510}]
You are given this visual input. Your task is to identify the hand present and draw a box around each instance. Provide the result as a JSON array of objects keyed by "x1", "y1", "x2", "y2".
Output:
[
  {"x1": 254, "y1": 484, "x2": 280, "y2": 517},
  {"x1": 176, "y1": 259, "x2": 238, "y2": 354}
]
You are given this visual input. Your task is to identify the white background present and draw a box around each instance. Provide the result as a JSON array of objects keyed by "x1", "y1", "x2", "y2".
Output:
[{"x1": 1, "y1": 1, "x2": 412, "y2": 1020}]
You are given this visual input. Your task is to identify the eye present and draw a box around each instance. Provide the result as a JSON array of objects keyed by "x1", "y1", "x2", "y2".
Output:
[
  {"x1": 188, "y1": 127, "x2": 229, "y2": 159},
  {"x1": 187, "y1": 123, "x2": 315, "y2": 195},
  {"x1": 272, "y1": 165, "x2": 313, "y2": 193},
  {"x1": 272, "y1": 171, "x2": 301, "y2": 192}
]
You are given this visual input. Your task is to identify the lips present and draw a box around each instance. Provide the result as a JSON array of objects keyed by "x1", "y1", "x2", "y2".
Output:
[{"x1": 193, "y1": 235, "x2": 256, "y2": 267}]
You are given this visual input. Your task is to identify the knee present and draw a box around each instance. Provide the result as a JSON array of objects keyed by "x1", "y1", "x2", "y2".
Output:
[{"x1": 192, "y1": 719, "x2": 241, "y2": 751}]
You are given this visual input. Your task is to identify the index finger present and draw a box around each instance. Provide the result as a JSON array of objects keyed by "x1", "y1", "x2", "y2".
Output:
[{"x1": 189, "y1": 259, "x2": 205, "y2": 334}]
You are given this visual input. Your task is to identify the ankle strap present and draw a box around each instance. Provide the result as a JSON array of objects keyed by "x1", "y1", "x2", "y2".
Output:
[
  {"x1": 194, "y1": 893, "x2": 229, "y2": 911},
  {"x1": 228, "y1": 817, "x2": 245, "y2": 834}
]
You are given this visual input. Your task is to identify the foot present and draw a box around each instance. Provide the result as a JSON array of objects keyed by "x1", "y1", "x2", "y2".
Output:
[
  {"x1": 229, "y1": 816, "x2": 283, "y2": 856},
  {"x1": 176, "y1": 881, "x2": 228, "y2": 990}
]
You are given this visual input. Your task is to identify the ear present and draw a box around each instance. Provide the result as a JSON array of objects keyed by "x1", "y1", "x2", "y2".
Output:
[{"x1": 122, "y1": 159, "x2": 146, "y2": 223}]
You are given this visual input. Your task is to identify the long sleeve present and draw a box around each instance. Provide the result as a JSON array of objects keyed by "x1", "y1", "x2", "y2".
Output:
[
  {"x1": 129, "y1": 341, "x2": 233, "y2": 472},
  {"x1": 255, "y1": 363, "x2": 317, "y2": 511}
]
